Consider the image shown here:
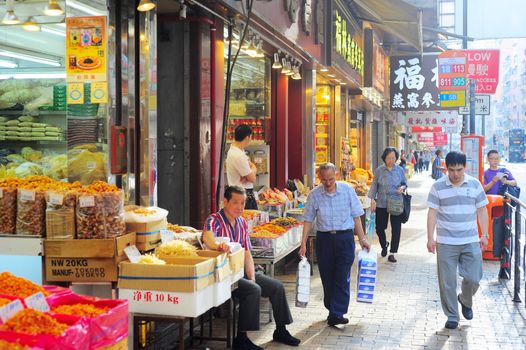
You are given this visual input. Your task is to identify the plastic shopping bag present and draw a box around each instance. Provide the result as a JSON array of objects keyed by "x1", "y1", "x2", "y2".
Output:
[
  {"x1": 356, "y1": 249, "x2": 377, "y2": 303},
  {"x1": 365, "y1": 209, "x2": 375, "y2": 239},
  {"x1": 295, "y1": 257, "x2": 311, "y2": 308}
]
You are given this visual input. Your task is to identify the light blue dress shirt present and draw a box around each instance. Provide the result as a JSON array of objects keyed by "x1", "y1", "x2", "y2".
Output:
[{"x1": 303, "y1": 181, "x2": 364, "y2": 231}]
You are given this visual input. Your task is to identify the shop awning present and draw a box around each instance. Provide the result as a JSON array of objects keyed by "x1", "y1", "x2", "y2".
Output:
[{"x1": 350, "y1": 0, "x2": 423, "y2": 53}]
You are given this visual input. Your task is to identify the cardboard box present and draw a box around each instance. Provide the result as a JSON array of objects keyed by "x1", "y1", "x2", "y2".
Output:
[
  {"x1": 118, "y1": 256, "x2": 215, "y2": 293},
  {"x1": 126, "y1": 218, "x2": 167, "y2": 235},
  {"x1": 119, "y1": 285, "x2": 214, "y2": 318},
  {"x1": 44, "y1": 232, "x2": 136, "y2": 282},
  {"x1": 196, "y1": 250, "x2": 231, "y2": 282},
  {"x1": 229, "y1": 249, "x2": 245, "y2": 275}
]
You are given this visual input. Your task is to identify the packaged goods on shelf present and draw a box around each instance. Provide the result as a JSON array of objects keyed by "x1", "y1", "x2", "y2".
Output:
[
  {"x1": 68, "y1": 146, "x2": 108, "y2": 185},
  {"x1": 45, "y1": 185, "x2": 81, "y2": 239},
  {"x1": 16, "y1": 187, "x2": 46, "y2": 236},
  {"x1": 0, "y1": 182, "x2": 17, "y2": 234},
  {"x1": 125, "y1": 206, "x2": 168, "y2": 251},
  {"x1": 76, "y1": 182, "x2": 125, "y2": 239}
]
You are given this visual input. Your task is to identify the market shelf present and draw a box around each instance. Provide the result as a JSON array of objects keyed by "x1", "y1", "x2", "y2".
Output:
[
  {"x1": 0, "y1": 110, "x2": 66, "y2": 116},
  {"x1": 0, "y1": 235, "x2": 44, "y2": 256}
]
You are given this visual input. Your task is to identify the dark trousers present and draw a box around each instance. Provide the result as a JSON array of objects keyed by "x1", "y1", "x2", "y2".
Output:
[
  {"x1": 233, "y1": 274, "x2": 293, "y2": 332},
  {"x1": 245, "y1": 189, "x2": 258, "y2": 210},
  {"x1": 315, "y1": 231, "x2": 355, "y2": 318},
  {"x1": 376, "y1": 207, "x2": 403, "y2": 253}
]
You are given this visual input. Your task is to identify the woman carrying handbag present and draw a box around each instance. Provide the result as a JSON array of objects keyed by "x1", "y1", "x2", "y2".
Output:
[{"x1": 368, "y1": 147, "x2": 408, "y2": 263}]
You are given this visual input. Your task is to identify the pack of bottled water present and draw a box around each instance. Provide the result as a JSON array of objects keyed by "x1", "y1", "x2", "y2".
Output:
[
  {"x1": 356, "y1": 249, "x2": 377, "y2": 303},
  {"x1": 295, "y1": 257, "x2": 311, "y2": 307}
]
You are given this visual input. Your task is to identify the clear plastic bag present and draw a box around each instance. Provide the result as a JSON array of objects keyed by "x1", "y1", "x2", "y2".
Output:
[
  {"x1": 45, "y1": 190, "x2": 77, "y2": 239},
  {"x1": 16, "y1": 188, "x2": 46, "y2": 236},
  {"x1": 0, "y1": 186, "x2": 17, "y2": 234},
  {"x1": 76, "y1": 190, "x2": 125, "y2": 239},
  {"x1": 295, "y1": 257, "x2": 310, "y2": 308}
]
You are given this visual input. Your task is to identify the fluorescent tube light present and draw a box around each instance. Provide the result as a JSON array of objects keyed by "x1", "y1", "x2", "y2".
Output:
[
  {"x1": 0, "y1": 73, "x2": 66, "y2": 79},
  {"x1": 41, "y1": 26, "x2": 66, "y2": 37},
  {"x1": 0, "y1": 51, "x2": 61, "y2": 67},
  {"x1": 66, "y1": 0, "x2": 106, "y2": 16},
  {"x1": 0, "y1": 60, "x2": 18, "y2": 68}
]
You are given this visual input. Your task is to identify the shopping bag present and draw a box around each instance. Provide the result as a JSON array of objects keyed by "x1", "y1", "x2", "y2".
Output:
[
  {"x1": 295, "y1": 257, "x2": 310, "y2": 308},
  {"x1": 400, "y1": 190, "x2": 412, "y2": 224},
  {"x1": 356, "y1": 249, "x2": 377, "y2": 304},
  {"x1": 365, "y1": 209, "x2": 375, "y2": 239}
]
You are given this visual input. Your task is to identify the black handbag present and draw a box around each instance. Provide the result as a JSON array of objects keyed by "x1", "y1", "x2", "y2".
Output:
[
  {"x1": 498, "y1": 184, "x2": 520, "y2": 206},
  {"x1": 401, "y1": 190, "x2": 412, "y2": 224}
]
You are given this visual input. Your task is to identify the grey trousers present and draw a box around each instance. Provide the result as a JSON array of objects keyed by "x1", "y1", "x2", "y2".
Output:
[
  {"x1": 233, "y1": 273, "x2": 293, "y2": 332},
  {"x1": 437, "y1": 242, "x2": 483, "y2": 322}
]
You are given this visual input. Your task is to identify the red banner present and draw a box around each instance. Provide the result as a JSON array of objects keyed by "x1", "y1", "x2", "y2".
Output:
[
  {"x1": 433, "y1": 133, "x2": 448, "y2": 146},
  {"x1": 417, "y1": 133, "x2": 434, "y2": 145},
  {"x1": 412, "y1": 126, "x2": 442, "y2": 133},
  {"x1": 466, "y1": 49, "x2": 500, "y2": 94}
]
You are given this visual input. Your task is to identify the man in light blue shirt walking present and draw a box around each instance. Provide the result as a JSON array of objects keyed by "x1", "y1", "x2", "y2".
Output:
[{"x1": 299, "y1": 163, "x2": 370, "y2": 326}]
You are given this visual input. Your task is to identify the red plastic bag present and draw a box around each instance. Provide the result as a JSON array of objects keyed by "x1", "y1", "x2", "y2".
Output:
[
  {"x1": 46, "y1": 294, "x2": 128, "y2": 349},
  {"x1": 0, "y1": 313, "x2": 89, "y2": 350},
  {"x1": 43, "y1": 285, "x2": 73, "y2": 297}
]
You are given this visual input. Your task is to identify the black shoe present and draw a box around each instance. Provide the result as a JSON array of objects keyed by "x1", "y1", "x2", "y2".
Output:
[
  {"x1": 387, "y1": 254, "x2": 397, "y2": 263},
  {"x1": 458, "y1": 294, "x2": 473, "y2": 320},
  {"x1": 327, "y1": 314, "x2": 349, "y2": 326},
  {"x1": 381, "y1": 242, "x2": 390, "y2": 257},
  {"x1": 445, "y1": 320, "x2": 458, "y2": 329},
  {"x1": 273, "y1": 329, "x2": 301, "y2": 346},
  {"x1": 233, "y1": 336, "x2": 264, "y2": 350}
]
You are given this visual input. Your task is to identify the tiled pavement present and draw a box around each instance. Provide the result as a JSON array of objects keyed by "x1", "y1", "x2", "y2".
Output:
[{"x1": 194, "y1": 172, "x2": 526, "y2": 350}]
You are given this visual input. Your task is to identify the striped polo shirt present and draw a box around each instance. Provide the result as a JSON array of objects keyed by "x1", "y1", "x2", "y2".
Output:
[
  {"x1": 427, "y1": 174, "x2": 488, "y2": 245},
  {"x1": 204, "y1": 209, "x2": 252, "y2": 250}
]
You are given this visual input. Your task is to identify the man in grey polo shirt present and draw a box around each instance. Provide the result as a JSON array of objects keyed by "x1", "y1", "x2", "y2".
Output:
[{"x1": 426, "y1": 151, "x2": 489, "y2": 330}]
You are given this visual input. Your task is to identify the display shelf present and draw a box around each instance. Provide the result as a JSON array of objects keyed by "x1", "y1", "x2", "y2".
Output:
[
  {"x1": 0, "y1": 110, "x2": 66, "y2": 116},
  {"x1": 1, "y1": 140, "x2": 66, "y2": 144},
  {"x1": 0, "y1": 235, "x2": 44, "y2": 256}
]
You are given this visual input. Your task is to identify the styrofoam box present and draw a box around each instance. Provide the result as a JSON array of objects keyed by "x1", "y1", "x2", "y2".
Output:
[
  {"x1": 231, "y1": 269, "x2": 244, "y2": 284},
  {"x1": 119, "y1": 285, "x2": 214, "y2": 318},
  {"x1": 213, "y1": 278, "x2": 232, "y2": 307}
]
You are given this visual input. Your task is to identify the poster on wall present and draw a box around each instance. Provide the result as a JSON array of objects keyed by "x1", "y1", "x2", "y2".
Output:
[{"x1": 66, "y1": 16, "x2": 108, "y2": 104}]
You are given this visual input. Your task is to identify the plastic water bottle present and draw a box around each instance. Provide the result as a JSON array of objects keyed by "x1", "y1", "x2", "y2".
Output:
[{"x1": 295, "y1": 257, "x2": 311, "y2": 307}]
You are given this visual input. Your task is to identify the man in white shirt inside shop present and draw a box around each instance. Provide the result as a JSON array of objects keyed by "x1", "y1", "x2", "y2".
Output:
[{"x1": 226, "y1": 124, "x2": 259, "y2": 209}]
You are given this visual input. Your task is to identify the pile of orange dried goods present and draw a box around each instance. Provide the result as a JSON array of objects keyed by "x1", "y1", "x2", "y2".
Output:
[
  {"x1": 132, "y1": 208, "x2": 156, "y2": 216},
  {"x1": 250, "y1": 230, "x2": 279, "y2": 238},
  {"x1": 253, "y1": 224, "x2": 286, "y2": 235},
  {"x1": 242, "y1": 210, "x2": 260, "y2": 221},
  {"x1": 0, "y1": 309, "x2": 68, "y2": 336},
  {"x1": 0, "y1": 272, "x2": 48, "y2": 298},
  {"x1": 0, "y1": 297, "x2": 12, "y2": 307},
  {"x1": 78, "y1": 180, "x2": 120, "y2": 194},
  {"x1": 0, "y1": 177, "x2": 25, "y2": 189},
  {"x1": 18, "y1": 176, "x2": 55, "y2": 190},
  {"x1": 53, "y1": 303, "x2": 109, "y2": 318},
  {"x1": 0, "y1": 339, "x2": 28, "y2": 350}
]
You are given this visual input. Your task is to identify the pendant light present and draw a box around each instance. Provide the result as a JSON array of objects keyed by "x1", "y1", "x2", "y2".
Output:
[
  {"x1": 285, "y1": 61, "x2": 294, "y2": 76},
  {"x1": 137, "y1": 0, "x2": 156, "y2": 12},
  {"x1": 281, "y1": 58, "x2": 290, "y2": 74},
  {"x1": 23, "y1": 17, "x2": 42, "y2": 32},
  {"x1": 2, "y1": 0, "x2": 20, "y2": 25},
  {"x1": 44, "y1": 0, "x2": 64, "y2": 16},
  {"x1": 272, "y1": 53, "x2": 282, "y2": 69}
]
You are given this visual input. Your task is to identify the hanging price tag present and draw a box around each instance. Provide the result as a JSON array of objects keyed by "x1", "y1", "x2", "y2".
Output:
[
  {"x1": 160, "y1": 230, "x2": 175, "y2": 244},
  {"x1": 24, "y1": 292, "x2": 50, "y2": 312},
  {"x1": 79, "y1": 195, "x2": 95, "y2": 208},
  {"x1": 20, "y1": 189, "x2": 36, "y2": 202},
  {"x1": 124, "y1": 245, "x2": 142, "y2": 263},
  {"x1": 0, "y1": 299, "x2": 24, "y2": 323},
  {"x1": 49, "y1": 192, "x2": 64, "y2": 206}
]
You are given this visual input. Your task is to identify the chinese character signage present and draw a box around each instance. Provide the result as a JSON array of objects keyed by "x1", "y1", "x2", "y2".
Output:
[
  {"x1": 390, "y1": 54, "x2": 455, "y2": 111},
  {"x1": 373, "y1": 38, "x2": 386, "y2": 94},
  {"x1": 334, "y1": 9, "x2": 364, "y2": 76},
  {"x1": 433, "y1": 133, "x2": 448, "y2": 146},
  {"x1": 66, "y1": 16, "x2": 108, "y2": 103},
  {"x1": 466, "y1": 50, "x2": 500, "y2": 94},
  {"x1": 406, "y1": 113, "x2": 458, "y2": 128}
]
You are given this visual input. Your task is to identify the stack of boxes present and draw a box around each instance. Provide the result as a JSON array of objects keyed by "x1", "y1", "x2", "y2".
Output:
[
  {"x1": 356, "y1": 250, "x2": 377, "y2": 303},
  {"x1": 53, "y1": 84, "x2": 67, "y2": 111}
]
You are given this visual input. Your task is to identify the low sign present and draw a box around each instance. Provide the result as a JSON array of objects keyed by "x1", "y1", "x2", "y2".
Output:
[
  {"x1": 458, "y1": 95, "x2": 490, "y2": 115},
  {"x1": 466, "y1": 50, "x2": 500, "y2": 94}
]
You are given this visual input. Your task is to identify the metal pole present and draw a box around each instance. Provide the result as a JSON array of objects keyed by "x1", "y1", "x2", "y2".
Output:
[
  {"x1": 461, "y1": 0, "x2": 468, "y2": 135},
  {"x1": 469, "y1": 80, "x2": 476, "y2": 134},
  {"x1": 513, "y1": 205, "x2": 521, "y2": 302}
]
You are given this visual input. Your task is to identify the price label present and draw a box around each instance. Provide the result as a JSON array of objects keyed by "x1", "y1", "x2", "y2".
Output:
[
  {"x1": 49, "y1": 192, "x2": 64, "y2": 206},
  {"x1": 124, "y1": 245, "x2": 142, "y2": 263},
  {"x1": 0, "y1": 299, "x2": 24, "y2": 323},
  {"x1": 0, "y1": 188, "x2": 3, "y2": 198},
  {"x1": 24, "y1": 292, "x2": 50, "y2": 312},
  {"x1": 20, "y1": 189, "x2": 36, "y2": 202},
  {"x1": 86, "y1": 161, "x2": 97, "y2": 170},
  {"x1": 160, "y1": 229, "x2": 175, "y2": 244},
  {"x1": 79, "y1": 195, "x2": 95, "y2": 208}
]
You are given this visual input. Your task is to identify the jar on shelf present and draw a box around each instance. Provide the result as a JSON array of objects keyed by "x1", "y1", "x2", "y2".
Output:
[{"x1": 252, "y1": 150, "x2": 267, "y2": 173}]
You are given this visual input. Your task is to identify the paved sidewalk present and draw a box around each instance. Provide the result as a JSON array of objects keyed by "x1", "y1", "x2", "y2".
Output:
[{"x1": 194, "y1": 172, "x2": 526, "y2": 349}]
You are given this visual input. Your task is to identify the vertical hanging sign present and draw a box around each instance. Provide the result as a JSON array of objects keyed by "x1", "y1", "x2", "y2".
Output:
[
  {"x1": 438, "y1": 50, "x2": 467, "y2": 107},
  {"x1": 66, "y1": 16, "x2": 108, "y2": 103}
]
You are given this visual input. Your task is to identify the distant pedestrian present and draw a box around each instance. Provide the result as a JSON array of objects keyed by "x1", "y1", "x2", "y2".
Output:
[
  {"x1": 399, "y1": 150, "x2": 407, "y2": 172},
  {"x1": 413, "y1": 151, "x2": 420, "y2": 172},
  {"x1": 483, "y1": 150, "x2": 517, "y2": 194},
  {"x1": 432, "y1": 150, "x2": 444, "y2": 180},
  {"x1": 418, "y1": 151, "x2": 424, "y2": 173},
  {"x1": 299, "y1": 163, "x2": 370, "y2": 326},
  {"x1": 426, "y1": 151, "x2": 489, "y2": 330},
  {"x1": 424, "y1": 151, "x2": 432, "y2": 172},
  {"x1": 368, "y1": 147, "x2": 407, "y2": 263}
]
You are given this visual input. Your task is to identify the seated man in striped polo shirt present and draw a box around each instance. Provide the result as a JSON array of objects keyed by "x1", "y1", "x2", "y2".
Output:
[
  {"x1": 426, "y1": 151, "x2": 489, "y2": 330},
  {"x1": 202, "y1": 185, "x2": 300, "y2": 350}
]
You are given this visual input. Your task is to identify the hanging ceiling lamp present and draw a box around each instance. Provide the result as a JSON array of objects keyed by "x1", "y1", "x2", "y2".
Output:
[
  {"x1": 292, "y1": 63, "x2": 302, "y2": 80},
  {"x1": 137, "y1": 0, "x2": 156, "y2": 12},
  {"x1": 272, "y1": 53, "x2": 282, "y2": 69},
  {"x1": 2, "y1": 0, "x2": 20, "y2": 25},
  {"x1": 281, "y1": 58, "x2": 290, "y2": 74},
  {"x1": 285, "y1": 61, "x2": 294, "y2": 76},
  {"x1": 23, "y1": 17, "x2": 41, "y2": 32},
  {"x1": 44, "y1": 0, "x2": 64, "y2": 16}
]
